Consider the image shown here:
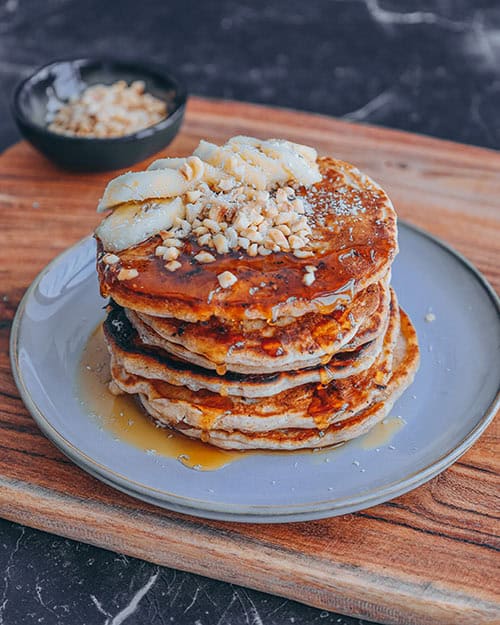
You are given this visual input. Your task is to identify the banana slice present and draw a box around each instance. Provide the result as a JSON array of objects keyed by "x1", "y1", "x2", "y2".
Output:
[
  {"x1": 97, "y1": 170, "x2": 192, "y2": 212},
  {"x1": 229, "y1": 135, "x2": 318, "y2": 166},
  {"x1": 228, "y1": 136, "x2": 320, "y2": 187},
  {"x1": 194, "y1": 141, "x2": 268, "y2": 189},
  {"x1": 96, "y1": 197, "x2": 185, "y2": 251},
  {"x1": 280, "y1": 140, "x2": 318, "y2": 164},
  {"x1": 229, "y1": 142, "x2": 289, "y2": 186},
  {"x1": 261, "y1": 140, "x2": 321, "y2": 186},
  {"x1": 147, "y1": 157, "x2": 188, "y2": 171}
]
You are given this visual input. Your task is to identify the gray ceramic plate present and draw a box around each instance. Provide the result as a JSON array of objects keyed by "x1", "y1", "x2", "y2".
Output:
[{"x1": 10, "y1": 222, "x2": 500, "y2": 523}]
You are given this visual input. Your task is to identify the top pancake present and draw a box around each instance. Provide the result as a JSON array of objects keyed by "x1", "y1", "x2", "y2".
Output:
[{"x1": 96, "y1": 157, "x2": 398, "y2": 322}]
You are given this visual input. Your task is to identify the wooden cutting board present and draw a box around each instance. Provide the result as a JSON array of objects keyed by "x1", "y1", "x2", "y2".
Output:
[{"x1": 0, "y1": 97, "x2": 499, "y2": 625}]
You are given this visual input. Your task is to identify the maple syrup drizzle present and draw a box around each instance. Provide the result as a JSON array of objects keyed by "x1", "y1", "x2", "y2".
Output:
[
  {"x1": 78, "y1": 326, "x2": 404, "y2": 469},
  {"x1": 78, "y1": 324, "x2": 243, "y2": 470},
  {"x1": 358, "y1": 416, "x2": 406, "y2": 449}
]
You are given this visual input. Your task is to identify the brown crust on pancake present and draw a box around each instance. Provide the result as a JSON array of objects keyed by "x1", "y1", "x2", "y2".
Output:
[
  {"x1": 125, "y1": 280, "x2": 388, "y2": 374},
  {"x1": 138, "y1": 309, "x2": 420, "y2": 449},
  {"x1": 104, "y1": 291, "x2": 394, "y2": 398},
  {"x1": 107, "y1": 294, "x2": 401, "y2": 433},
  {"x1": 96, "y1": 158, "x2": 398, "y2": 322}
]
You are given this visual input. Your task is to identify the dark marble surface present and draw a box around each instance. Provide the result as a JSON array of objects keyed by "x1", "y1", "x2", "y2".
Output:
[{"x1": 0, "y1": 1, "x2": 498, "y2": 624}]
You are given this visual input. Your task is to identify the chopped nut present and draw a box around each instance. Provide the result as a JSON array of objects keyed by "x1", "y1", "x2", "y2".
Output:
[
  {"x1": 296, "y1": 229, "x2": 311, "y2": 240},
  {"x1": 161, "y1": 237, "x2": 183, "y2": 247},
  {"x1": 238, "y1": 236, "x2": 250, "y2": 250},
  {"x1": 48, "y1": 80, "x2": 167, "y2": 138},
  {"x1": 276, "y1": 212, "x2": 294, "y2": 225},
  {"x1": 197, "y1": 233, "x2": 212, "y2": 247},
  {"x1": 163, "y1": 247, "x2": 180, "y2": 261},
  {"x1": 244, "y1": 229, "x2": 264, "y2": 243},
  {"x1": 165, "y1": 260, "x2": 182, "y2": 272},
  {"x1": 275, "y1": 188, "x2": 289, "y2": 203},
  {"x1": 174, "y1": 218, "x2": 192, "y2": 233},
  {"x1": 290, "y1": 216, "x2": 308, "y2": 233},
  {"x1": 103, "y1": 253, "x2": 120, "y2": 265},
  {"x1": 186, "y1": 203, "x2": 202, "y2": 222},
  {"x1": 247, "y1": 243, "x2": 258, "y2": 256},
  {"x1": 276, "y1": 224, "x2": 291, "y2": 236},
  {"x1": 225, "y1": 227, "x2": 238, "y2": 248},
  {"x1": 203, "y1": 218, "x2": 221, "y2": 233},
  {"x1": 291, "y1": 198, "x2": 305, "y2": 213},
  {"x1": 117, "y1": 268, "x2": 139, "y2": 281},
  {"x1": 186, "y1": 190, "x2": 202, "y2": 203},
  {"x1": 293, "y1": 249, "x2": 314, "y2": 258},
  {"x1": 208, "y1": 205, "x2": 224, "y2": 222},
  {"x1": 193, "y1": 226, "x2": 209, "y2": 236},
  {"x1": 194, "y1": 251, "x2": 216, "y2": 263},
  {"x1": 217, "y1": 271, "x2": 238, "y2": 288},
  {"x1": 268, "y1": 228, "x2": 289, "y2": 249},
  {"x1": 213, "y1": 233, "x2": 229, "y2": 254},
  {"x1": 303, "y1": 271, "x2": 316, "y2": 286},
  {"x1": 289, "y1": 235, "x2": 306, "y2": 249}
]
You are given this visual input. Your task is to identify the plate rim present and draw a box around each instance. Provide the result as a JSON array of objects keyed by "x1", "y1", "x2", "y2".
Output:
[{"x1": 9, "y1": 222, "x2": 500, "y2": 522}]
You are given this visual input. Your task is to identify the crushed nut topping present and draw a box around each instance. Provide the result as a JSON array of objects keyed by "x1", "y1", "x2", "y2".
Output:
[
  {"x1": 117, "y1": 268, "x2": 139, "y2": 281},
  {"x1": 194, "y1": 251, "x2": 216, "y2": 263},
  {"x1": 217, "y1": 271, "x2": 238, "y2": 289},
  {"x1": 48, "y1": 80, "x2": 167, "y2": 138},
  {"x1": 102, "y1": 253, "x2": 120, "y2": 265},
  {"x1": 302, "y1": 264, "x2": 317, "y2": 286},
  {"x1": 165, "y1": 260, "x2": 182, "y2": 272},
  {"x1": 154, "y1": 183, "x2": 314, "y2": 267},
  {"x1": 97, "y1": 136, "x2": 324, "y2": 273}
]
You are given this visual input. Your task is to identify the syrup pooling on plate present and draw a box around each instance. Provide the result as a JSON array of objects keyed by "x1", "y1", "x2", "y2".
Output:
[
  {"x1": 79, "y1": 325, "x2": 363, "y2": 462},
  {"x1": 78, "y1": 324, "x2": 243, "y2": 470},
  {"x1": 357, "y1": 416, "x2": 406, "y2": 450}
]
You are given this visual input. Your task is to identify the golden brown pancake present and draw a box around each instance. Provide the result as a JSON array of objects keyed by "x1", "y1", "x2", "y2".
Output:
[
  {"x1": 104, "y1": 289, "x2": 394, "y2": 398},
  {"x1": 107, "y1": 292, "x2": 400, "y2": 433},
  {"x1": 125, "y1": 279, "x2": 389, "y2": 374},
  {"x1": 95, "y1": 141, "x2": 419, "y2": 451},
  {"x1": 96, "y1": 158, "x2": 398, "y2": 322},
  {"x1": 135, "y1": 309, "x2": 419, "y2": 450}
]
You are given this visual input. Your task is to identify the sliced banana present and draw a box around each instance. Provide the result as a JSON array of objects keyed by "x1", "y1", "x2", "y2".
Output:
[
  {"x1": 194, "y1": 140, "x2": 268, "y2": 189},
  {"x1": 97, "y1": 170, "x2": 192, "y2": 212},
  {"x1": 147, "y1": 157, "x2": 188, "y2": 171},
  {"x1": 229, "y1": 142, "x2": 289, "y2": 187},
  {"x1": 96, "y1": 136, "x2": 322, "y2": 249},
  {"x1": 96, "y1": 197, "x2": 185, "y2": 251},
  {"x1": 261, "y1": 141, "x2": 321, "y2": 186}
]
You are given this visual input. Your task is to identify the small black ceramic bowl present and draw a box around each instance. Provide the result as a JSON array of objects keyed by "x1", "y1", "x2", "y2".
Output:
[{"x1": 12, "y1": 58, "x2": 187, "y2": 172}]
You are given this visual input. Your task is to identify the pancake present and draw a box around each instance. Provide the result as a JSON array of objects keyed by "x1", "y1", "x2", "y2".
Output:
[
  {"x1": 104, "y1": 289, "x2": 394, "y2": 398},
  {"x1": 125, "y1": 279, "x2": 389, "y2": 375},
  {"x1": 96, "y1": 157, "x2": 398, "y2": 323},
  {"x1": 94, "y1": 136, "x2": 419, "y2": 452},
  {"x1": 107, "y1": 293, "x2": 400, "y2": 433},
  {"x1": 137, "y1": 309, "x2": 419, "y2": 450}
]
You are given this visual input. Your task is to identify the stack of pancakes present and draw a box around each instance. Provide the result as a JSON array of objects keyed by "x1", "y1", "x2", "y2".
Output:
[{"x1": 96, "y1": 148, "x2": 419, "y2": 450}]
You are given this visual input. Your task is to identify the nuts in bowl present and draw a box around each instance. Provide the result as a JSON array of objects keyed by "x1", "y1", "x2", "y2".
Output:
[
  {"x1": 47, "y1": 80, "x2": 168, "y2": 139},
  {"x1": 12, "y1": 58, "x2": 187, "y2": 172}
]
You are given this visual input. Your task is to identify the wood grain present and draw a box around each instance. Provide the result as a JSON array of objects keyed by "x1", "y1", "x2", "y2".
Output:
[{"x1": 0, "y1": 97, "x2": 499, "y2": 625}]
